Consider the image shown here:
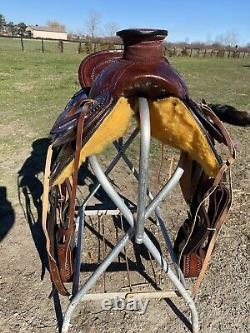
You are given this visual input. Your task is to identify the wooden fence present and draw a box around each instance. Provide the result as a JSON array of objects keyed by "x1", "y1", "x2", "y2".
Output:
[
  {"x1": 165, "y1": 46, "x2": 250, "y2": 58},
  {"x1": 1, "y1": 35, "x2": 249, "y2": 58}
]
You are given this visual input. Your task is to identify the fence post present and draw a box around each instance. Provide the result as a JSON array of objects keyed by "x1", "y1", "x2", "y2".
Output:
[
  {"x1": 190, "y1": 48, "x2": 193, "y2": 57},
  {"x1": 58, "y1": 40, "x2": 63, "y2": 53},
  {"x1": 20, "y1": 36, "x2": 24, "y2": 51},
  {"x1": 41, "y1": 38, "x2": 45, "y2": 53},
  {"x1": 78, "y1": 41, "x2": 82, "y2": 54}
]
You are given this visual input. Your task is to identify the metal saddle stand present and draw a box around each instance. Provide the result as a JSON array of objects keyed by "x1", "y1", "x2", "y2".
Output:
[{"x1": 61, "y1": 98, "x2": 199, "y2": 333}]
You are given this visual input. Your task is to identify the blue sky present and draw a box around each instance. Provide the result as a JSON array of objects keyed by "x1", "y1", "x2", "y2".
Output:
[{"x1": 1, "y1": 0, "x2": 249, "y2": 45}]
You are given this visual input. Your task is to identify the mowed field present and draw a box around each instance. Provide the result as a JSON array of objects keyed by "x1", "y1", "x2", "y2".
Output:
[{"x1": 0, "y1": 42, "x2": 249, "y2": 333}]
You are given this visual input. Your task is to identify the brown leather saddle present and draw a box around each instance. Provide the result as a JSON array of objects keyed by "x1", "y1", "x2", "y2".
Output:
[{"x1": 42, "y1": 29, "x2": 235, "y2": 296}]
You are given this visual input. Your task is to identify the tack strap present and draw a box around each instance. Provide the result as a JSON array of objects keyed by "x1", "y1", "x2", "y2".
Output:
[
  {"x1": 42, "y1": 144, "x2": 70, "y2": 296},
  {"x1": 60, "y1": 104, "x2": 87, "y2": 272},
  {"x1": 42, "y1": 102, "x2": 91, "y2": 296},
  {"x1": 192, "y1": 167, "x2": 232, "y2": 295}
]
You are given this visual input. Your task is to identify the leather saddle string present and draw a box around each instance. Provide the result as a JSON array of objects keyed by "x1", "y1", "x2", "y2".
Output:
[
  {"x1": 178, "y1": 160, "x2": 232, "y2": 279},
  {"x1": 178, "y1": 176, "x2": 218, "y2": 268},
  {"x1": 63, "y1": 102, "x2": 90, "y2": 264}
]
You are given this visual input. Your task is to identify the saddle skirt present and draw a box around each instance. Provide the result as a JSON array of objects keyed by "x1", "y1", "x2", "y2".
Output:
[{"x1": 43, "y1": 29, "x2": 236, "y2": 296}]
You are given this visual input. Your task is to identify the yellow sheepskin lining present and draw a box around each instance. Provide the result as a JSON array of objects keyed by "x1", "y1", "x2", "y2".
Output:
[
  {"x1": 149, "y1": 97, "x2": 219, "y2": 177},
  {"x1": 53, "y1": 95, "x2": 220, "y2": 185},
  {"x1": 53, "y1": 97, "x2": 133, "y2": 185}
]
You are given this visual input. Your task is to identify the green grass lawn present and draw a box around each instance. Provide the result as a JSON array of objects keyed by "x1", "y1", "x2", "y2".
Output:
[{"x1": 0, "y1": 46, "x2": 249, "y2": 194}]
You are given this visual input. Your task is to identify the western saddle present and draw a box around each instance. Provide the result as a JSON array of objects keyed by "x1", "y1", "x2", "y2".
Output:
[{"x1": 42, "y1": 29, "x2": 235, "y2": 296}]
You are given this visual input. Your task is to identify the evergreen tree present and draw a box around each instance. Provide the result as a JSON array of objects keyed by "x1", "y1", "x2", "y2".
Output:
[
  {"x1": 17, "y1": 22, "x2": 27, "y2": 34},
  {"x1": 0, "y1": 14, "x2": 6, "y2": 32},
  {"x1": 6, "y1": 21, "x2": 17, "y2": 35}
]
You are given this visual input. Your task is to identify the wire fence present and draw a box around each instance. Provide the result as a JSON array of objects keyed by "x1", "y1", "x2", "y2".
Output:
[{"x1": 1, "y1": 35, "x2": 249, "y2": 58}]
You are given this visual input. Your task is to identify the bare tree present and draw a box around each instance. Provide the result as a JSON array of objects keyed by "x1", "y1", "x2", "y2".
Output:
[
  {"x1": 104, "y1": 21, "x2": 120, "y2": 37},
  {"x1": 85, "y1": 10, "x2": 101, "y2": 39},
  {"x1": 224, "y1": 31, "x2": 239, "y2": 46},
  {"x1": 215, "y1": 30, "x2": 239, "y2": 47},
  {"x1": 47, "y1": 20, "x2": 65, "y2": 31}
]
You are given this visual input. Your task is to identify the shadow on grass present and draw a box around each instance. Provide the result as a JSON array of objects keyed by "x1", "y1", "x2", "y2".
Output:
[
  {"x1": 0, "y1": 186, "x2": 15, "y2": 242},
  {"x1": 17, "y1": 137, "x2": 50, "y2": 278}
]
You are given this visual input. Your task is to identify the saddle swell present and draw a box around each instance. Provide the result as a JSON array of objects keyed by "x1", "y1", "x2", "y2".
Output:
[{"x1": 42, "y1": 28, "x2": 235, "y2": 296}]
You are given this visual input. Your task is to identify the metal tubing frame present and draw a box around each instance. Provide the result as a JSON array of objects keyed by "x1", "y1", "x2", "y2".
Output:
[
  {"x1": 72, "y1": 205, "x2": 85, "y2": 296},
  {"x1": 112, "y1": 140, "x2": 186, "y2": 284},
  {"x1": 61, "y1": 97, "x2": 199, "y2": 333},
  {"x1": 135, "y1": 98, "x2": 151, "y2": 243},
  {"x1": 71, "y1": 129, "x2": 140, "y2": 296},
  {"x1": 80, "y1": 127, "x2": 140, "y2": 210}
]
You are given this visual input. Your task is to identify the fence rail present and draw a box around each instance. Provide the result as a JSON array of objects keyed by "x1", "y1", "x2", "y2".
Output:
[{"x1": 1, "y1": 35, "x2": 249, "y2": 58}]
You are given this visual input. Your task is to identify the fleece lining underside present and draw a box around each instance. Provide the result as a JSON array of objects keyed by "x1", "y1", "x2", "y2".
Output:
[{"x1": 53, "y1": 96, "x2": 219, "y2": 185}]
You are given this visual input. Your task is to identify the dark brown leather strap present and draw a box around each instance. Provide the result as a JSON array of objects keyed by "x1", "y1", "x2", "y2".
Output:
[
  {"x1": 200, "y1": 103, "x2": 236, "y2": 160},
  {"x1": 47, "y1": 191, "x2": 70, "y2": 296},
  {"x1": 42, "y1": 145, "x2": 70, "y2": 296},
  {"x1": 68, "y1": 107, "x2": 86, "y2": 227}
]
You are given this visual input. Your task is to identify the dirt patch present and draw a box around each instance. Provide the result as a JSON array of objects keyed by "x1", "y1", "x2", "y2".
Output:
[{"x1": 0, "y1": 123, "x2": 249, "y2": 333}]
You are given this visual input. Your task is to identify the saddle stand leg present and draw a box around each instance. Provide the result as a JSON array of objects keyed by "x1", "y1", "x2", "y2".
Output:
[{"x1": 61, "y1": 97, "x2": 199, "y2": 333}]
